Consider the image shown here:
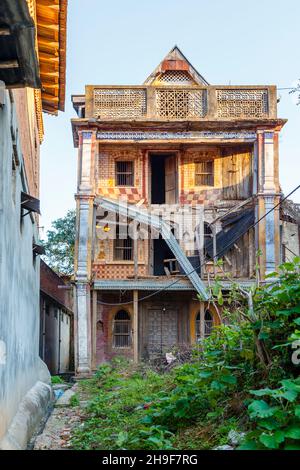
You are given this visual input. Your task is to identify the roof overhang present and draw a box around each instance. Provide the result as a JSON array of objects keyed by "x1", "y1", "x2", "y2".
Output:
[
  {"x1": 36, "y1": 0, "x2": 68, "y2": 115},
  {"x1": 93, "y1": 278, "x2": 256, "y2": 291},
  {"x1": 0, "y1": 0, "x2": 41, "y2": 88},
  {"x1": 71, "y1": 118, "x2": 287, "y2": 148}
]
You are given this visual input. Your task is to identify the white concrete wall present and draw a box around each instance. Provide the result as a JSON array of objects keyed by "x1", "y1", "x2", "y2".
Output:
[
  {"x1": 41, "y1": 300, "x2": 72, "y2": 375},
  {"x1": 60, "y1": 311, "x2": 71, "y2": 373},
  {"x1": 0, "y1": 88, "x2": 50, "y2": 445}
]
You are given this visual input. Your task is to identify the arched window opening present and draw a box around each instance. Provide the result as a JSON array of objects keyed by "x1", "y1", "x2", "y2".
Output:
[
  {"x1": 113, "y1": 310, "x2": 131, "y2": 348},
  {"x1": 196, "y1": 309, "x2": 214, "y2": 341}
]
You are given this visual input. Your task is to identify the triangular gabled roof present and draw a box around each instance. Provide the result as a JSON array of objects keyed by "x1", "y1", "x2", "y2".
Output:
[{"x1": 143, "y1": 46, "x2": 209, "y2": 86}]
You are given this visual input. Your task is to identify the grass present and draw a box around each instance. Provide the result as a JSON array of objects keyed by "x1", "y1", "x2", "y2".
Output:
[
  {"x1": 71, "y1": 358, "x2": 175, "y2": 450},
  {"x1": 70, "y1": 357, "x2": 244, "y2": 450}
]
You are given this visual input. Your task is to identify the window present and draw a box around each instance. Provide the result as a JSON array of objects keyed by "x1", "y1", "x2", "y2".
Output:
[
  {"x1": 195, "y1": 161, "x2": 214, "y2": 186},
  {"x1": 116, "y1": 161, "x2": 134, "y2": 186},
  {"x1": 113, "y1": 310, "x2": 131, "y2": 348},
  {"x1": 114, "y1": 220, "x2": 133, "y2": 261},
  {"x1": 204, "y1": 310, "x2": 213, "y2": 337},
  {"x1": 196, "y1": 309, "x2": 214, "y2": 341}
]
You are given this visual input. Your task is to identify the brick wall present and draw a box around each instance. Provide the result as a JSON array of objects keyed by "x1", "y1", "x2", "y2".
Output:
[
  {"x1": 96, "y1": 302, "x2": 134, "y2": 363},
  {"x1": 40, "y1": 260, "x2": 72, "y2": 311}
]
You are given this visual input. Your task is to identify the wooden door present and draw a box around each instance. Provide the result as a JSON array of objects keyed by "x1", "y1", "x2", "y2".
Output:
[
  {"x1": 222, "y1": 147, "x2": 252, "y2": 200},
  {"x1": 165, "y1": 155, "x2": 177, "y2": 204},
  {"x1": 146, "y1": 308, "x2": 179, "y2": 359}
]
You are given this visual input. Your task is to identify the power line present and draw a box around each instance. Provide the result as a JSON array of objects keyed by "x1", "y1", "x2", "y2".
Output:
[{"x1": 97, "y1": 184, "x2": 300, "y2": 306}]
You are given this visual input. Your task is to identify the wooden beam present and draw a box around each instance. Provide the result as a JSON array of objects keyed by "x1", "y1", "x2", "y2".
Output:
[
  {"x1": 39, "y1": 51, "x2": 59, "y2": 62},
  {"x1": 0, "y1": 60, "x2": 18, "y2": 69},
  {"x1": 42, "y1": 93, "x2": 59, "y2": 103},
  {"x1": 40, "y1": 61, "x2": 59, "y2": 73},
  {"x1": 37, "y1": 23, "x2": 59, "y2": 42},
  {"x1": 40, "y1": 72, "x2": 59, "y2": 84}
]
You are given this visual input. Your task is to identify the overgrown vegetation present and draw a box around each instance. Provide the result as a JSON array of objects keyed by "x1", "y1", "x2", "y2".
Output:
[
  {"x1": 42, "y1": 209, "x2": 76, "y2": 275},
  {"x1": 51, "y1": 375, "x2": 64, "y2": 384},
  {"x1": 71, "y1": 259, "x2": 300, "y2": 450}
]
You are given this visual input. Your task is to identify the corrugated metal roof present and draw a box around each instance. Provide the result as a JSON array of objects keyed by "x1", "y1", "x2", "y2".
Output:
[
  {"x1": 93, "y1": 278, "x2": 256, "y2": 291},
  {"x1": 96, "y1": 197, "x2": 209, "y2": 299}
]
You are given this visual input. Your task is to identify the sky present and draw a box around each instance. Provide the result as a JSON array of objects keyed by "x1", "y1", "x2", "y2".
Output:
[{"x1": 39, "y1": 0, "x2": 300, "y2": 236}]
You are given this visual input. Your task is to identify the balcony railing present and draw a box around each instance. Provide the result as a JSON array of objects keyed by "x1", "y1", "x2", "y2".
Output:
[{"x1": 85, "y1": 85, "x2": 277, "y2": 121}]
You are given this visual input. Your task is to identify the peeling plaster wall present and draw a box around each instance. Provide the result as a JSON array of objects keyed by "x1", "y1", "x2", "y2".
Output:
[
  {"x1": 282, "y1": 221, "x2": 300, "y2": 262},
  {"x1": 0, "y1": 88, "x2": 49, "y2": 444}
]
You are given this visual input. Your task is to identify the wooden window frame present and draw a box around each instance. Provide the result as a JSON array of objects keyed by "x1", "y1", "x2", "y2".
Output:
[
  {"x1": 113, "y1": 310, "x2": 132, "y2": 348},
  {"x1": 195, "y1": 160, "x2": 214, "y2": 187},
  {"x1": 113, "y1": 220, "x2": 133, "y2": 261},
  {"x1": 115, "y1": 160, "x2": 134, "y2": 187}
]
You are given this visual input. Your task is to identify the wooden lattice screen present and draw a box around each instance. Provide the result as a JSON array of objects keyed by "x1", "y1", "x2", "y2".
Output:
[
  {"x1": 217, "y1": 89, "x2": 269, "y2": 118},
  {"x1": 156, "y1": 89, "x2": 207, "y2": 118},
  {"x1": 156, "y1": 70, "x2": 195, "y2": 85},
  {"x1": 93, "y1": 89, "x2": 147, "y2": 118}
]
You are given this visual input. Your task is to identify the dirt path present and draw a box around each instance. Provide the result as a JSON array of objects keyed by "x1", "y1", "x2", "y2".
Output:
[{"x1": 33, "y1": 384, "x2": 85, "y2": 450}]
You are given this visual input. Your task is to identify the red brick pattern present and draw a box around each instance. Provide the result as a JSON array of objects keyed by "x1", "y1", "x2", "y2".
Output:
[{"x1": 93, "y1": 263, "x2": 147, "y2": 279}]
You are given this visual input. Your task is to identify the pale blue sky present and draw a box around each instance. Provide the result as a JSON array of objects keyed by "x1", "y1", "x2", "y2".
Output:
[{"x1": 40, "y1": 0, "x2": 300, "y2": 235}]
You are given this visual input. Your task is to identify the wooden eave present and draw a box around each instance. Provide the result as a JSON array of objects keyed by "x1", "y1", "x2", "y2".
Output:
[
  {"x1": 0, "y1": 0, "x2": 41, "y2": 88},
  {"x1": 71, "y1": 118, "x2": 287, "y2": 148},
  {"x1": 36, "y1": 0, "x2": 67, "y2": 115}
]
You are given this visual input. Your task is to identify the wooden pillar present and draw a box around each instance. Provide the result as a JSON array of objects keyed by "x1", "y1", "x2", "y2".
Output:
[
  {"x1": 133, "y1": 290, "x2": 139, "y2": 363},
  {"x1": 133, "y1": 220, "x2": 138, "y2": 278},
  {"x1": 200, "y1": 302, "x2": 205, "y2": 339}
]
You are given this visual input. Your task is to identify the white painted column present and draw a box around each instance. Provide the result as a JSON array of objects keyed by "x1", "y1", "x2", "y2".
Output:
[
  {"x1": 75, "y1": 131, "x2": 95, "y2": 375},
  {"x1": 258, "y1": 131, "x2": 278, "y2": 275}
]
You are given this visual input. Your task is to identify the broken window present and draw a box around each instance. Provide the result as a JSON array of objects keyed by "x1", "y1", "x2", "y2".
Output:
[
  {"x1": 196, "y1": 309, "x2": 214, "y2": 341},
  {"x1": 195, "y1": 160, "x2": 214, "y2": 186},
  {"x1": 115, "y1": 161, "x2": 134, "y2": 186},
  {"x1": 113, "y1": 310, "x2": 131, "y2": 348},
  {"x1": 114, "y1": 221, "x2": 133, "y2": 261}
]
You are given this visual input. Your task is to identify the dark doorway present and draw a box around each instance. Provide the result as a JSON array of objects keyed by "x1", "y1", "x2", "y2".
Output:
[
  {"x1": 150, "y1": 154, "x2": 165, "y2": 204},
  {"x1": 150, "y1": 153, "x2": 177, "y2": 204},
  {"x1": 153, "y1": 236, "x2": 174, "y2": 276}
]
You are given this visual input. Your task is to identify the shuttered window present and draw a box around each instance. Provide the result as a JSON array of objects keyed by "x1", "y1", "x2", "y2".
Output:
[
  {"x1": 113, "y1": 310, "x2": 131, "y2": 348},
  {"x1": 195, "y1": 161, "x2": 214, "y2": 186},
  {"x1": 115, "y1": 161, "x2": 134, "y2": 186}
]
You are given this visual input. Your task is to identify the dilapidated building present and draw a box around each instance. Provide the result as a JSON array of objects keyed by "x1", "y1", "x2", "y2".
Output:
[
  {"x1": 0, "y1": 0, "x2": 67, "y2": 449},
  {"x1": 71, "y1": 47, "x2": 287, "y2": 373}
]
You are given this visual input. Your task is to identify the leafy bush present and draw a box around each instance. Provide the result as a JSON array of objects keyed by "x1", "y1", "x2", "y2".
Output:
[
  {"x1": 70, "y1": 260, "x2": 300, "y2": 450},
  {"x1": 51, "y1": 375, "x2": 64, "y2": 384},
  {"x1": 239, "y1": 378, "x2": 300, "y2": 449}
]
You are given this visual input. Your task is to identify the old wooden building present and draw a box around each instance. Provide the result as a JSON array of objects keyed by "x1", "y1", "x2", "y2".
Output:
[{"x1": 71, "y1": 47, "x2": 287, "y2": 373}]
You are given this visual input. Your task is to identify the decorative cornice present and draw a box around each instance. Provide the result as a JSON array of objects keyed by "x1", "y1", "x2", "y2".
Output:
[{"x1": 96, "y1": 130, "x2": 257, "y2": 141}]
